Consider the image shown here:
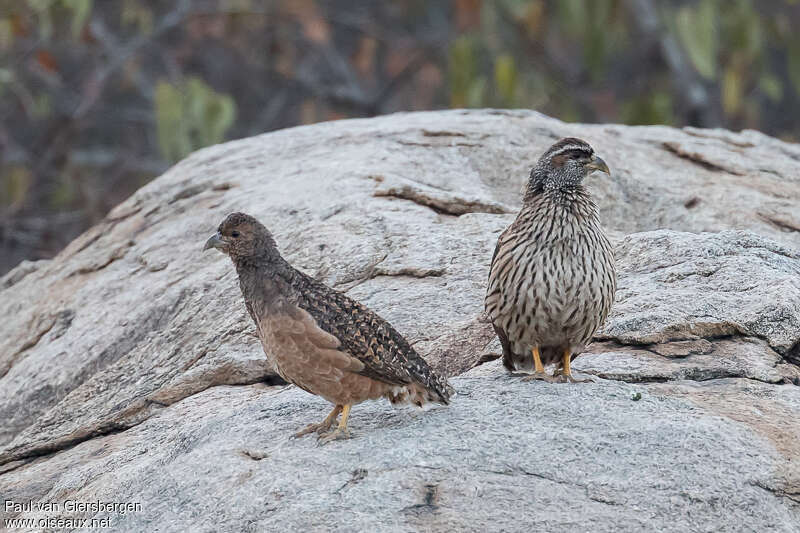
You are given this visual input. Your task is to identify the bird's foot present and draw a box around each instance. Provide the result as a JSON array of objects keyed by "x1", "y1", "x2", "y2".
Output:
[
  {"x1": 293, "y1": 420, "x2": 337, "y2": 438},
  {"x1": 552, "y1": 371, "x2": 593, "y2": 384},
  {"x1": 521, "y1": 372, "x2": 559, "y2": 383},
  {"x1": 293, "y1": 405, "x2": 343, "y2": 438},
  {"x1": 317, "y1": 428, "x2": 351, "y2": 445}
]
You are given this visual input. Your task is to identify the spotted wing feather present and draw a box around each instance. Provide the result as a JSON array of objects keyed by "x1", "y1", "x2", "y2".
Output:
[{"x1": 289, "y1": 269, "x2": 452, "y2": 404}]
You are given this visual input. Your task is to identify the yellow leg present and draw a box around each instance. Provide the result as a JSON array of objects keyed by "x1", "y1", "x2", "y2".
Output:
[
  {"x1": 522, "y1": 346, "x2": 555, "y2": 382},
  {"x1": 562, "y1": 348, "x2": 571, "y2": 377},
  {"x1": 533, "y1": 346, "x2": 545, "y2": 373},
  {"x1": 338, "y1": 404, "x2": 351, "y2": 431},
  {"x1": 557, "y1": 349, "x2": 592, "y2": 383},
  {"x1": 318, "y1": 404, "x2": 353, "y2": 444},
  {"x1": 294, "y1": 405, "x2": 342, "y2": 438}
]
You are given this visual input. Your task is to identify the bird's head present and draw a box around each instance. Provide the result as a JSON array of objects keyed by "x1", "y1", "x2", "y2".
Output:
[
  {"x1": 526, "y1": 137, "x2": 610, "y2": 199},
  {"x1": 203, "y1": 212, "x2": 278, "y2": 263}
]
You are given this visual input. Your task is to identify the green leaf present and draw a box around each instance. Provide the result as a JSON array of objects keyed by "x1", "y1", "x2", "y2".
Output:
[
  {"x1": 61, "y1": 0, "x2": 92, "y2": 38},
  {"x1": 28, "y1": 0, "x2": 55, "y2": 40},
  {"x1": 493, "y1": 54, "x2": 517, "y2": 107},
  {"x1": 585, "y1": 0, "x2": 614, "y2": 79},
  {"x1": 758, "y1": 73, "x2": 783, "y2": 102},
  {"x1": 448, "y1": 36, "x2": 479, "y2": 108},
  {"x1": 203, "y1": 94, "x2": 236, "y2": 146},
  {"x1": 154, "y1": 77, "x2": 237, "y2": 162},
  {"x1": 1, "y1": 165, "x2": 32, "y2": 207},
  {"x1": 788, "y1": 39, "x2": 800, "y2": 96},
  {"x1": 500, "y1": 0, "x2": 536, "y2": 20},
  {"x1": 466, "y1": 76, "x2": 487, "y2": 108},
  {"x1": 121, "y1": 0, "x2": 153, "y2": 34},
  {"x1": 154, "y1": 80, "x2": 187, "y2": 162},
  {"x1": 50, "y1": 174, "x2": 76, "y2": 208},
  {"x1": 621, "y1": 91, "x2": 673, "y2": 126},
  {"x1": 32, "y1": 92, "x2": 51, "y2": 118},
  {"x1": 0, "y1": 18, "x2": 13, "y2": 49},
  {"x1": 675, "y1": 0, "x2": 718, "y2": 79},
  {"x1": 556, "y1": 0, "x2": 588, "y2": 38},
  {"x1": 721, "y1": 64, "x2": 742, "y2": 114},
  {"x1": 720, "y1": 0, "x2": 762, "y2": 61}
]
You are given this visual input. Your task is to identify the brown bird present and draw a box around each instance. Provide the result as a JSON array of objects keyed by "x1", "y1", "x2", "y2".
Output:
[
  {"x1": 485, "y1": 138, "x2": 616, "y2": 382},
  {"x1": 204, "y1": 213, "x2": 452, "y2": 443}
]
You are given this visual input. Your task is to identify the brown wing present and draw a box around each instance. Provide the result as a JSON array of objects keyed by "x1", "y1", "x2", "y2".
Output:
[
  {"x1": 257, "y1": 306, "x2": 374, "y2": 399},
  {"x1": 289, "y1": 269, "x2": 452, "y2": 403}
]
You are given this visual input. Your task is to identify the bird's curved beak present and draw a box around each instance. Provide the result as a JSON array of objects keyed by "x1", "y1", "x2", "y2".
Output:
[
  {"x1": 203, "y1": 232, "x2": 224, "y2": 251},
  {"x1": 585, "y1": 155, "x2": 610, "y2": 175}
]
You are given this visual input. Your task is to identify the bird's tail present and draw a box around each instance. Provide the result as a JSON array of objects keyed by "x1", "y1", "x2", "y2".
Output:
[
  {"x1": 494, "y1": 323, "x2": 522, "y2": 372},
  {"x1": 388, "y1": 377, "x2": 453, "y2": 407},
  {"x1": 425, "y1": 373, "x2": 454, "y2": 405},
  {"x1": 434, "y1": 379, "x2": 455, "y2": 405}
]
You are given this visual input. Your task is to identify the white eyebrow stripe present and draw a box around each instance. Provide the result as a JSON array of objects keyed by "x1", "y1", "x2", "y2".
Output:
[{"x1": 550, "y1": 144, "x2": 592, "y2": 156}]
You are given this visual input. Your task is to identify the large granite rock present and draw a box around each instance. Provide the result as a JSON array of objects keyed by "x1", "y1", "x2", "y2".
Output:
[
  {"x1": 1, "y1": 109, "x2": 798, "y2": 531},
  {"x1": 1, "y1": 366, "x2": 798, "y2": 532}
]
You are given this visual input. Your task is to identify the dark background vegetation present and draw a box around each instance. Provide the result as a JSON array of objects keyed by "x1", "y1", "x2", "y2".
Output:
[{"x1": 2, "y1": 0, "x2": 799, "y2": 274}]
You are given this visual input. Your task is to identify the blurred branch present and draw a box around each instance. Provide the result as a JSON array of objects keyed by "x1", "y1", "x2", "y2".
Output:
[
  {"x1": 200, "y1": 6, "x2": 448, "y2": 116},
  {"x1": 494, "y1": 4, "x2": 596, "y2": 120},
  {"x1": 371, "y1": 48, "x2": 442, "y2": 114},
  {"x1": 74, "y1": 0, "x2": 193, "y2": 118},
  {"x1": 3, "y1": 0, "x2": 798, "y2": 277},
  {"x1": 625, "y1": 0, "x2": 720, "y2": 127}
]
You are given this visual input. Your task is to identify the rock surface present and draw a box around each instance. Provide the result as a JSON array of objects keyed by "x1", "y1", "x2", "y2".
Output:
[
  {"x1": 1, "y1": 109, "x2": 799, "y2": 531},
  {"x1": 2, "y1": 366, "x2": 798, "y2": 532}
]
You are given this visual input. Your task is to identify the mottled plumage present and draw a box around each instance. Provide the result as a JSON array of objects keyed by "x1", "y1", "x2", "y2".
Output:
[
  {"x1": 204, "y1": 212, "x2": 452, "y2": 442},
  {"x1": 485, "y1": 138, "x2": 616, "y2": 381}
]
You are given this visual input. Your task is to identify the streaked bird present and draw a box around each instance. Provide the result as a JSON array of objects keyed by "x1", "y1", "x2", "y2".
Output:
[
  {"x1": 204, "y1": 213, "x2": 452, "y2": 443},
  {"x1": 485, "y1": 138, "x2": 616, "y2": 382}
]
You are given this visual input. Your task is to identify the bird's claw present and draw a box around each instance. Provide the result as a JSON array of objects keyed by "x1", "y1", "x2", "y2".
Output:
[
  {"x1": 521, "y1": 372, "x2": 559, "y2": 383},
  {"x1": 317, "y1": 428, "x2": 351, "y2": 445},
  {"x1": 551, "y1": 372, "x2": 593, "y2": 384},
  {"x1": 293, "y1": 425, "x2": 319, "y2": 438},
  {"x1": 293, "y1": 421, "x2": 336, "y2": 438},
  {"x1": 293, "y1": 406, "x2": 343, "y2": 438}
]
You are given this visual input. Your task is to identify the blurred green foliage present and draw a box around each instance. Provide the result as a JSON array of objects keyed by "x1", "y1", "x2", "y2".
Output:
[
  {"x1": 674, "y1": 0, "x2": 718, "y2": 79},
  {"x1": 28, "y1": 0, "x2": 92, "y2": 39},
  {"x1": 493, "y1": 54, "x2": 518, "y2": 107},
  {"x1": 444, "y1": 0, "x2": 800, "y2": 129},
  {"x1": 621, "y1": 92, "x2": 673, "y2": 126},
  {"x1": 2, "y1": 0, "x2": 800, "y2": 272},
  {"x1": 155, "y1": 77, "x2": 237, "y2": 163}
]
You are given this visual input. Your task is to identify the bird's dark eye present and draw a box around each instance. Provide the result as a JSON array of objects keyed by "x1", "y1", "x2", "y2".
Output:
[{"x1": 231, "y1": 231, "x2": 240, "y2": 238}]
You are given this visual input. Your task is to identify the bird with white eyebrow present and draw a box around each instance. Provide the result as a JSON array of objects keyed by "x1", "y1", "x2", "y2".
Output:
[{"x1": 485, "y1": 137, "x2": 617, "y2": 383}]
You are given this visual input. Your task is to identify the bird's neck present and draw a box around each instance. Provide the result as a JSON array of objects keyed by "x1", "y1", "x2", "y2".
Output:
[
  {"x1": 525, "y1": 167, "x2": 588, "y2": 201},
  {"x1": 525, "y1": 182, "x2": 588, "y2": 206},
  {"x1": 521, "y1": 186, "x2": 599, "y2": 230},
  {"x1": 234, "y1": 254, "x2": 295, "y2": 310}
]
